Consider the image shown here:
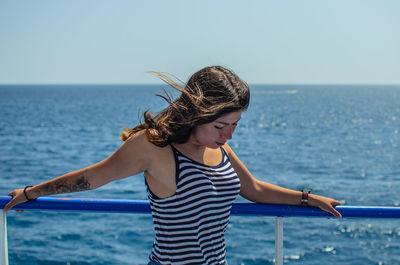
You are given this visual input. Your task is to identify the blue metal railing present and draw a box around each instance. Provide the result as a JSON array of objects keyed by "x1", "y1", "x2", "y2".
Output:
[
  {"x1": 1, "y1": 196, "x2": 400, "y2": 265},
  {"x1": 1, "y1": 196, "x2": 400, "y2": 218}
]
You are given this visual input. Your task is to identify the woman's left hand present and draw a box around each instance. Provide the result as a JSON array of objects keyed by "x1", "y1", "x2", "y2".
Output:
[{"x1": 308, "y1": 194, "x2": 342, "y2": 218}]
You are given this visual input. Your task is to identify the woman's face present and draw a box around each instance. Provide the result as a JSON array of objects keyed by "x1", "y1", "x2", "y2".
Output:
[{"x1": 190, "y1": 110, "x2": 243, "y2": 149}]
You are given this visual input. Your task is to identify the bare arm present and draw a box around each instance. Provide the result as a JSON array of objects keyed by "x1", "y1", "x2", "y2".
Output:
[
  {"x1": 28, "y1": 173, "x2": 91, "y2": 198},
  {"x1": 224, "y1": 143, "x2": 342, "y2": 218},
  {"x1": 4, "y1": 131, "x2": 151, "y2": 212}
]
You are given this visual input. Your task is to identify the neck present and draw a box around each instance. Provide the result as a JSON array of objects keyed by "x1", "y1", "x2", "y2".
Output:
[{"x1": 176, "y1": 137, "x2": 206, "y2": 155}]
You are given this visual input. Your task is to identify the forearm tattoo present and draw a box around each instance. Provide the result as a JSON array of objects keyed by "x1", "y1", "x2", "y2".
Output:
[{"x1": 35, "y1": 176, "x2": 91, "y2": 197}]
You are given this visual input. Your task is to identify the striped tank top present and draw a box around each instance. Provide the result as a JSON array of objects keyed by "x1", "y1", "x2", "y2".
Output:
[{"x1": 147, "y1": 145, "x2": 241, "y2": 265}]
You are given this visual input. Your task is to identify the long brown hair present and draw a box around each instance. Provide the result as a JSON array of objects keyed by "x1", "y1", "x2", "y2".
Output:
[{"x1": 121, "y1": 66, "x2": 250, "y2": 147}]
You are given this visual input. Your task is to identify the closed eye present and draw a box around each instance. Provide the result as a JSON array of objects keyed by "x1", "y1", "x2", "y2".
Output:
[{"x1": 215, "y1": 123, "x2": 238, "y2": 130}]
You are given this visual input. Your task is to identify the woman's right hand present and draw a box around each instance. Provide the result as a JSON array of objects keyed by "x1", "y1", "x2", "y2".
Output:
[{"x1": 3, "y1": 188, "x2": 31, "y2": 212}]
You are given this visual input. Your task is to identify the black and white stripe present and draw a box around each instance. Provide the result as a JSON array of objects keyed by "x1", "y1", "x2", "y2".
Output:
[{"x1": 147, "y1": 145, "x2": 241, "y2": 265}]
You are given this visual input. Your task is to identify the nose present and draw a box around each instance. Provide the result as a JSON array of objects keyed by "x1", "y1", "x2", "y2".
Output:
[{"x1": 221, "y1": 126, "x2": 234, "y2": 140}]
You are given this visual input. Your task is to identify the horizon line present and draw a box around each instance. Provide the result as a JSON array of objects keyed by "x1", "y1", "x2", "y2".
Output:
[{"x1": 1, "y1": 83, "x2": 400, "y2": 86}]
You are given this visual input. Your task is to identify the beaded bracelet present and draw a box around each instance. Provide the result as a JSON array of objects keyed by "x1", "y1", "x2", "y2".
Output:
[{"x1": 301, "y1": 189, "x2": 311, "y2": 207}]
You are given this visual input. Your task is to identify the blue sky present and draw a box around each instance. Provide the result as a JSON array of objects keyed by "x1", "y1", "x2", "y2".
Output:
[{"x1": 0, "y1": 0, "x2": 399, "y2": 84}]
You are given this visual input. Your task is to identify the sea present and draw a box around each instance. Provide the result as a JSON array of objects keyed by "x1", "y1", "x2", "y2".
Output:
[{"x1": 0, "y1": 84, "x2": 399, "y2": 265}]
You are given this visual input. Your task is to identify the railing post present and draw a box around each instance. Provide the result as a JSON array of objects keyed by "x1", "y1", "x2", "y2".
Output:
[
  {"x1": 275, "y1": 217, "x2": 283, "y2": 265},
  {"x1": 0, "y1": 211, "x2": 9, "y2": 265}
]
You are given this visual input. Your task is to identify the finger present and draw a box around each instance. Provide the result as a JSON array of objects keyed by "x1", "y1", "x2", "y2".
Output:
[
  {"x1": 330, "y1": 206, "x2": 342, "y2": 218},
  {"x1": 3, "y1": 197, "x2": 21, "y2": 212},
  {"x1": 3, "y1": 201, "x2": 15, "y2": 212},
  {"x1": 321, "y1": 203, "x2": 342, "y2": 219},
  {"x1": 334, "y1": 209, "x2": 342, "y2": 218}
]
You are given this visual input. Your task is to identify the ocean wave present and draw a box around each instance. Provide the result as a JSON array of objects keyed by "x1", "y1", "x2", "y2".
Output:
[{"x1": 254, "y1": 89, "x2": 298, "y2": 94}]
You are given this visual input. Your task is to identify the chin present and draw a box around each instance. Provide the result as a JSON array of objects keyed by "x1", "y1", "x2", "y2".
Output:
[
  {"x1": 205, "y1": 142, "x2": 221, "y2": 149},
  {"x1": 214, "y1": 142, "x2": 225, "y2": 148}
]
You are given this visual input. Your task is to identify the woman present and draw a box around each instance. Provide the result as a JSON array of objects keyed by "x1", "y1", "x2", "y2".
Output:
[{"x1": 4, "y1": 66, "x2": 341, "y2": 265}]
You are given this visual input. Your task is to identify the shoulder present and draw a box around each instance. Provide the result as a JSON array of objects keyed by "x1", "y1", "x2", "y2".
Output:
[
  {"x1": 124, "y1": 130, "x2": 173, "y2": 167},
  {"x1": 222, "y1": 143, "x2": 236, "y2": 158},
  {"x1": 222, "y1": 143, "x2": 243, "y2": 166},
  {"x1": 222, "y1": 143, "x2": 247, "y2": 171},
  {"x1": 222, "y1": 143, "x2": 257, "y2": 188},
  {"x1": 124, "y1": 130, "x2": 168, "y2": 155},
  {"x1": 126, "y1": 131, "x2": 175, "y2": 181}
]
